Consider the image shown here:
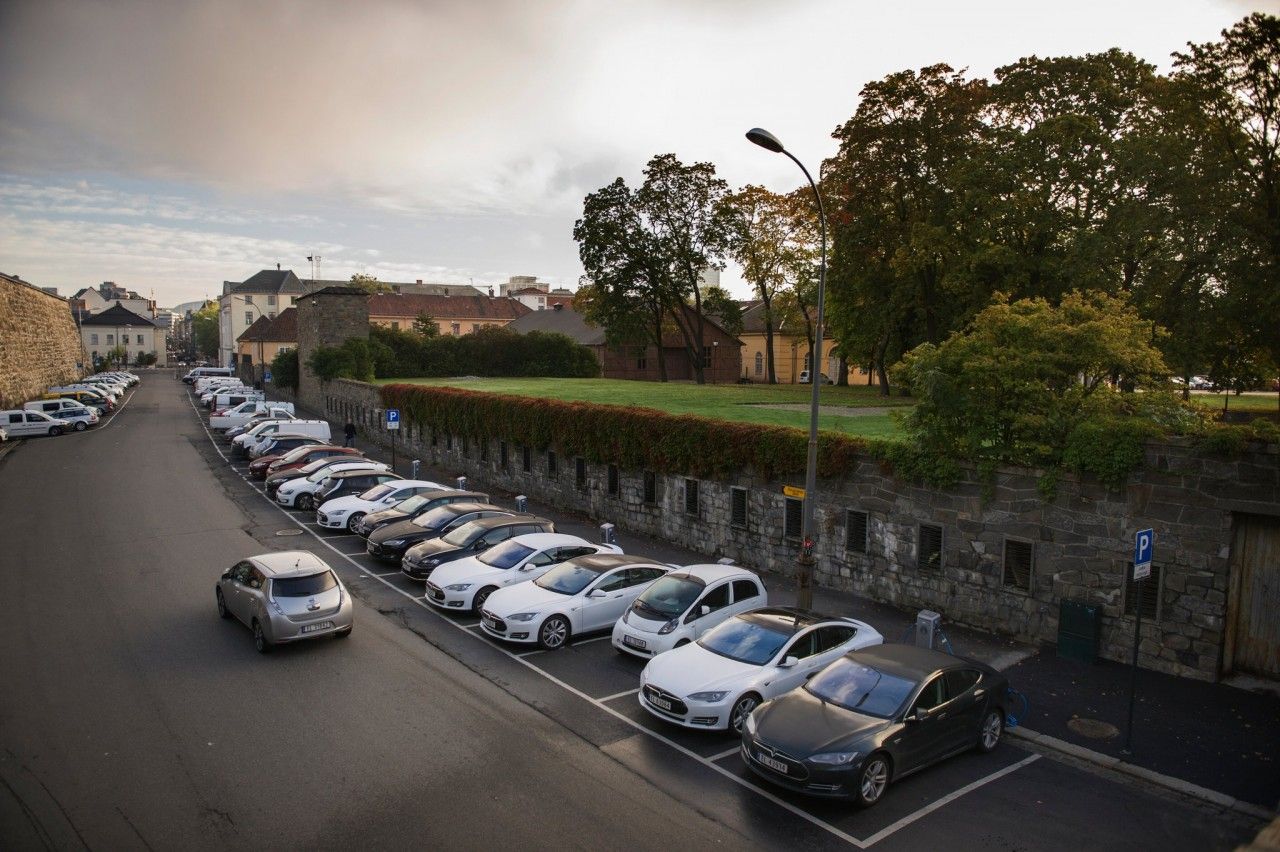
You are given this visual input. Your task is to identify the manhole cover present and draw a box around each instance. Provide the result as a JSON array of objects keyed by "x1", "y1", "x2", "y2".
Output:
[
  {"x1": 1067, "y1": 718, "x2": 1120, "y2": 740},
  {"x1": 275, "y1": 529, "x2": 305, "y2": 537}
]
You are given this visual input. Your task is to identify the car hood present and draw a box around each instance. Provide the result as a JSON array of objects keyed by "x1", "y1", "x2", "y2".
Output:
[
  {"x1": 405, "y1": 538, "x2": 465, "y2": 561},
  {"x1": 483, "y1": 583, "x2": 573, "y2": 617},
  {"x1": 428, "y1": 557, "x2": 507, "y2": 587},
  {"x1": 319, "y1": 495, "x2": 373, "y2": 515},
  {"x1": 642, "y1": 643, "x2": 761, "y2": 696},
  {"x1": 265, "y1": 468, "x2": 308, "y2": 485},
  {"x1": 370, "y1": 519, "x2": 435, "y2": 544},
  {"x1": 625, "y1": 609, "x2": 674, "y2": 634},
  {"x1": 363, "y1": 506, "x2": 409, "y2": 527},
  {"x1": 753, "y1": 689, "x2": 892, "y2": 756}
]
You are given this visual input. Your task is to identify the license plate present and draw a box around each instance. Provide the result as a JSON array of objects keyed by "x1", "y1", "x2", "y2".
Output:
[
  {"x1": 482, "y1": 616, "x2": 497, "y2": 630},
  {"x1": 757, "y1": 753, "x2": 789, "y2": 774},
  {"x1": 650, "y1": 695, "x2": 672, "y2": 711},
  {"x1": 622, "y1": 635, "x2": 647, "y2": 650},
  {"x1": 301, "y1": 621, "x2": 334, "y2": 634},
  {"x1": 430, "y1": 589, "x2": 443, "y2": 600}
]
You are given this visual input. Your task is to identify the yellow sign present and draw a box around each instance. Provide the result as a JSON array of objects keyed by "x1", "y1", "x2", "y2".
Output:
[{"x1": 783, "y1": 485, "x2": 806, "y2": 499}]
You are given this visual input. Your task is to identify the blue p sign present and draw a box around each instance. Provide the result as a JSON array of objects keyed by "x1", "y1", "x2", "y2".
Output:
[{"x1": 1133, "y1": 528, "x2": 1154, "y2": 579}]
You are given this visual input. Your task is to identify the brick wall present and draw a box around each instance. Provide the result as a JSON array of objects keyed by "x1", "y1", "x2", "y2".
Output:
[
  {"x1": 0, "y1": 277, "x2": 87, "y2": 409},
  {"x1": 314, "y1": 378, "x2": 1280, "y2": 682}
]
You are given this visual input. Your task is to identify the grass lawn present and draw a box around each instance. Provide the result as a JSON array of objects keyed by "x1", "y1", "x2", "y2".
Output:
[
  {"x1": 1186, "y1": 391, "x2": 1280, "y2": 414},
  {"x1": 376, "y1": 377, "x2": 913, "y2": 440}
]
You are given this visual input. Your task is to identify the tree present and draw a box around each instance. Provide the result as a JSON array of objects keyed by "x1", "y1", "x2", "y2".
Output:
[
  {"x1": 701, "y1": 285, "x2": 743, "y2": 338},
  {"x1": 307, "y1": 346, "x2": 354, "y2": 383},
  {"x1": 192, "y1": 302, "x2": 219, "y2": 360},
  {"x1": 412, "y1": 311, "x2": 439, "y2": 337},
  {"x1": 349, "y1": 273, "x2": 393, "y2": 294},
  {"x1": 271, "y1": 348, "x2": 299, "y2": 390}
]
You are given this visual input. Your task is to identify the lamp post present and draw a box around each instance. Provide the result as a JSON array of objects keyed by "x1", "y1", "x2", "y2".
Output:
[{"x1": 747, "y1": 127, "x2": 827, "y2": 610}]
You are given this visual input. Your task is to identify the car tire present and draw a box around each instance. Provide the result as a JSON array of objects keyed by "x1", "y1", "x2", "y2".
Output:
[
  {"x1": 729, "y1": 693, "x2": 762, "y2": 734},
  {"x1": 252, "y1": 619, "x2": 272, "y2": 654},
  {"x1": 74, "y1": 421, "x2": 87, "y2": 431},
  {"x1": 854, "y1": 753, "x2": 891, "y2": 809},
  {"x1": 49, "y1": 426, "x2": 63, "y2": 436},
  {"x1": 216, "y1": 589, "x2": 231, "y2": 619},
  {"x1": 537, "y1": 615, "x2": 570, "y2": 650},
  {"x1": 472, "y1": 586, "x2": 498, "y2": 615},
  {"x1": 977, "y1": 708, "x2": 1004, "y2": 753},
  {"x1": 674, "y1": 639, "x2": 690, "y2": 648},
  {"x1": 347, "y1": 513, "x2": 365, "y2": 533},
  {"x1": 296, "y1": 494, "x2": 314, "y2": 512}
]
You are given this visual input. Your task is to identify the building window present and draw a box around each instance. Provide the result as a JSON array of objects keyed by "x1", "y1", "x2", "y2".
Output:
[
  {"x1": 607, "y1": 464, "x2": 619, "y2": 496},
  {"x1": 244, "y1": 294, "x2": 253, "y2": 304},
  {"x1": 451, "y1": 323, "x2": 461, "y2": 336},
  {"x1": 643, "y1": 471, "x2": 658, "y2": 504},
  {"x1": 267, "y1": 294, "x2": 276, "y2": 306},
  {"x1": 754, "y1": 352, "x2": 763, "y2": 376},
  {"x1": 245, "y1": 311, "x2": 253, "y2": 325},
  {"x1": 521, "y1": 445, "x2": 531, "y2": 473},
  {"x1": 500, "y1": 441, "x2": 509, "y2": 469},
  {"x1": 137, "y1": 334, "x2": 144, "y2": 345},
  {"x1": 91, "y1": 333, "x2": 99, "y2": 345},
  {"x1": 479, "y1": 440, "x2": 488, "y2": 462},
  {"x1": 1003, "y1": 539, "x2": 1034, "y2": 592},
  {"x1": 445, "y1": 434, "x2": 452, "y2": 450},
  {"x1": 463, "y1": 436, "x2": 471, "y2": 458},
  {"x1": 391, "y1": 322, "x2": 400, "y2": 331},
  {"x1": 918, "y1": 524, "x2": 943, "y2": 570},
  {"x1": 290, "y1": 297, "x2": 298, "y2": 305},
  {"x1": 1124, "y1": 564, "x2": 1163, "y2": 621},
  {"x1": 547, "y1": 450, "x2": 557, "y2": 476},
  {"x1": 575, "y1": 457, "x2": 587, "y2": 491},
  {"x1": 106, "y1": 334, "x2": 114, "y2": 344},
  {"x1": 846, "y1": 510, "x2": 869, "y2": 553},
  {"x1": 684, "y1": 479, "x2": 699, "y2": 516},
  {"x1": 636, "y1": 347, "x2": 647, "y2": 370},
  {"x1": 784, "y1": 497, "x2": 803, "y2": 539},
  {"x1": 730, "y1": 487, "x2": 748, "y2": 528}
]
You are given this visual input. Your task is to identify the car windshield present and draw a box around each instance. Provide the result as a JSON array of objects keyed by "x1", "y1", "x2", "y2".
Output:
[
  {"x1": 394, "y1": 494, "x2": 430, "y2": 514},
  {"x1": 478, "y1": 541, "x2": 535, "y2": 569},
  {"x1": 804, "y1": 658, "x2": 918, "y2": 719},
  {"x1": 307, "y1": 466, "x2": 349, "y2": 482},
  {"x1": 279, "y1": 446, "x2": 316, "y2": 463},
  {"x1": 697, "y1": 617, "x2": 791, "y2": 666},
  {"x1": 441, "y1": 521, "x2": 486, "y2": 547},
  {"x1": 413, "y1": 506, "x2": 461, "y2": 529},
  {"x1": 271, "y1": 571, "x2": 338, "y2": 598},
  {"x1": 359, "y1": 484, "x2": 397, "y2": 502},
  {"x1": 534, "y1": 562, "x2": 604, "y2": 596},
  {"x1": 633, "y1": 574, "x2": 705, "y2": 619},
  {"x1": 298, "y1": 459, "x2": 334, "y2": 475}
]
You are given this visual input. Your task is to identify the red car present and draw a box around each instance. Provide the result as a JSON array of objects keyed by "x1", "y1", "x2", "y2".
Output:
[{"x1": 248, "y1": 444, "x2": 361, "y2": 479}]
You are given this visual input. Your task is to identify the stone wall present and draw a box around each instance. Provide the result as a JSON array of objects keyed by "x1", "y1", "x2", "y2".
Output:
[
  {"x1": 0, "y1": 275, "x2": 87, "y2": 409},
  {"x1": 315, "y1": 378, "x2": 1280, "y2": 682},
  {"x1": 295, "y1": 288, "x2": 370, "y2": 413}
]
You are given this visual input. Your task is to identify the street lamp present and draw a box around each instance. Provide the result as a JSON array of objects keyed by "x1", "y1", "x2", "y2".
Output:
[{"x1": 747, "y1": 126, "x2": 828, "y2": 610}]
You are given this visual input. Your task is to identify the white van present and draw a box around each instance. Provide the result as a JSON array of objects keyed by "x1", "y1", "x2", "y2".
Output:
[
  {"x1": 196, "y1": 377, "x2": 244, "y2": 395},
  {"x1": 23, "y1": 399, "x2": 100, "y2": 431},
  {"x1": 242, "y1": 421, "x2": 331, "y2": 457},
  {"x1": 210, "y1": 401, "x2": 296, "y2": 431},
  {"x1": 183, "y1": 366, "x2": 235, "y2": 384},
  {"x1": 207, "y1": 389, "x2": 264, "y2": 410},
  {"x1": 1, "y1": 409, "x2": 71, "y2": 437}
]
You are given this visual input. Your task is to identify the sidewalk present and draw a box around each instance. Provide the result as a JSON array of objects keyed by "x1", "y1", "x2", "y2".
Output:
[{"x1": 335, "y1": 407, "x2": 1280, "y2": 815}]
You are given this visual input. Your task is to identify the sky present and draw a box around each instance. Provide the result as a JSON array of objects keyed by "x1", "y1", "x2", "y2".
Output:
[{"x1": 0, "y1": 0, "x2": 1273, "y2": 308}]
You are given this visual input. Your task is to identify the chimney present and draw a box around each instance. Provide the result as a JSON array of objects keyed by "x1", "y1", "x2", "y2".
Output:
[
  {"x1": 416, "y1": 279, "x2": 423, "y2": 284},
  {"x1": 277, "y1": 263, "x2": 281, "y2": 270}
]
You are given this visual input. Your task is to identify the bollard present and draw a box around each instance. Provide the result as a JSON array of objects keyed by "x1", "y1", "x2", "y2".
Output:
[
  {"x1": 515, "y1": 495, "x2": 527, "y2": 512},
  {"x1": 456, "y1": 475, "x2": 467, "y2": 490},
  {"x1": 600, "y1": 523, "x2": 617, "y2": 545},
  {"x1": 915, "y1": 610, "x2": 942, "y2": 650},
  {"x1": 411, "y1": 459, "x2": 420, "y2": 479}
]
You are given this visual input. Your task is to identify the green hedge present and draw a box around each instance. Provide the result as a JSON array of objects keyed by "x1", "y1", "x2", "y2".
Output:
[{"x1": 379, "y1": 384, "x2": 871, "y2": 480}]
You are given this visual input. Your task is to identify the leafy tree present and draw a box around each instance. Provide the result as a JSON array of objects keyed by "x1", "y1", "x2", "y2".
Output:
[
  {"x1": 701, "y1": 285, "x2": 743, "y2": 338},
  {"x1": 192, "y1": 301, "x2": 220, "y2": 359},
  {"x1": 133, "y1": 352, "x2": 157, "y2": 367},
  {"x1": 270, "y1": 348, "x2": 299, "y2": 390},
  {"x1": 413, "y1": 311, "x2": 439, "y2": 337},
  {"x1": 349, "y1": 273, "x2": 393, "y2": 294},
  {"x1": 306, "y1": 346, "x2": 354, "y2": 383}
]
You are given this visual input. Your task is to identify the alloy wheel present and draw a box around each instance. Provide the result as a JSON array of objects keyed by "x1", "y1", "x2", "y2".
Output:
[
  {"x1": 980, "y1": 711, "x2": 1003, "y2": 751},
  {"x1": 730, "y1": 695, "x2": 759, "y2": 733},
  {"x1": 859, "y1": 757, "x2": 889, "y2": 805},
  {"x1": 539, "y1": 616, "x2": 569, "y2": 649}
]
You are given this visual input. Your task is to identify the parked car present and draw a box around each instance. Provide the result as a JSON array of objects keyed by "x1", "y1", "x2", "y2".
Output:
[
  {"x1": 366, "y1": 501, "x2": 510, "y2": 562},
  {"x1": 480, "y1": 554, "x2": 669, "y2": 649},
  {"x1": 274, "y1": 461, "x2": 390, "y2": 510},
  {"x1": 1190, "y1": 375, "x2": 1215, "y2": 390},
  {"x1": 206, "y1": 390, "x2": 263, "y2": 412},
  {"x1": 638, "y1": 608, "x2": 883, "y2": 733},
  {"x1": 215, "y1": 551, "x2": 354, "y2": 653},
  {"x1": 0, "y1": 409, "x2": 71, "y2": 437},
  {"x1": 798, "y1": 371, "x2": 832, "y2": 385},
  {"x1": 183, "y1": 366, "x2": 234, "y2": 383},
  {"x1": 742, "y1": 644, "x2": 1008, "y2": 807},
  {"x1": 249, "y1": 444, "x2": 359, "y2": 479},
  {"x1": 23, "y1": 399, "x2": 99, "y2": 431},
  {"x1": 311, "y1": 469, "x2": 403, "y2": 507},
  {"x1": 400, "y1": 514, "x2": 556, "y2": 581},
  {"x1": 45, "y1": 389, "x2": 112, "y2": 414},
  {"x1": 425, "y1": 533, "x2": 622, "y2": 614},
  {"x1": 225, "y1": 411, "x2": 299, "y2": 441},
  {"x1": 354, "y1": 489, "x2": 490, "y2": 538},
  {"x1": 264, "y1": 455, "x2": 375, "y2": 497},
  {"x1": 612, "y1": 564, "x2": 767, "y2": 659},
  {"x1": 63, "y1": 383, "x2": 119, "y2": 404},
  {"x1": 252, "y1": 435, "x2": 324, "y2": 460},
  {"x1": 316, "y1": 479, "x2": 444, "y2": 531},
  {"x1": 211, "y1": 401, "x2": 296, "y2": 431},
  {"x1": 240, "y1": 420, "x2": 331, "y2": 456}
]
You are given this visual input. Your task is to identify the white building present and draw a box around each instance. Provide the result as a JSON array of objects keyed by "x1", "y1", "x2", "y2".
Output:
[{"x1": 79, "y1": 304, "x2": 167, "y2": 367}]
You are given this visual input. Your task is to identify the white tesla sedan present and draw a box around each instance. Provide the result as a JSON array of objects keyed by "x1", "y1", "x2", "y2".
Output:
[
  {"x1": 638, "y1": 608, "x2": 883, "y2": 733},
  {"x1": 316, "y1": 479, "x2": 443, "y2": 531},
  {"x1": 612, "y1": 563, "x2": 767, "y2": 660},
  {"x1": 480, "y1": 554, "x2": 671, "y2": 649},
  {"x1": 425, "y1": 533, "x2": 620, "y2": 615},
  {"x1": 275, "y1": 461, "x2": 389, "y2": 510}
]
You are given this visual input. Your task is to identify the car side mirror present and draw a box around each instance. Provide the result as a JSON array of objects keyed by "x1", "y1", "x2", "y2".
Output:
[
  {"x1": 383, "y1": 497, "x2": 397, "y2": 504},
  {"x1": 907, "y1": 708, "x2": 928, "y2": 724},
  {"x1": 587, "y1": 589, "x2": 606, "y2": 599},
  {"x1": 778, "y1": 655, "x2": 799, "y2": 669},
  {"x1": 700, "y1": 605, "x2": 711, "y2": 616}
]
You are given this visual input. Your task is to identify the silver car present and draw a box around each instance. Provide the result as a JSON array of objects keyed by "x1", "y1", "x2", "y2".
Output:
[{"x1": 215, "y1": 551, "x2": 353, "y2": 653}]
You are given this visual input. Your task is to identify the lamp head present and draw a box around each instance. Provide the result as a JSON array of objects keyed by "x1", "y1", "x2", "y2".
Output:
[{"x1": 746, "y1": 127, "x2": 785, "y2": 154}]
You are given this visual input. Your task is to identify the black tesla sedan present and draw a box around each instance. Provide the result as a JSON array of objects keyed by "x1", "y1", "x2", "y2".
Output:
[
  {"x1": 353, "y1": 489, "x2": 489, "y2": 539},
  {"x1": 741, "y1": 644, "x2": 1008, "y2": 807},
  {"x1": 365, "y1": 502, "x2": 510, "y2": 562}
]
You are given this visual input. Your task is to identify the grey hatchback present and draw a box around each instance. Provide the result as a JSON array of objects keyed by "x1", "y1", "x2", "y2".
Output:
[{"x1": 216, "y1": 551, "x2": 354, "y2": 653}]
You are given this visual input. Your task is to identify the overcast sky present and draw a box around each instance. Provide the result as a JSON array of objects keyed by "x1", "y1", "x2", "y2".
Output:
[{"x1": 0, "y1": 0, "x2": 1272, "y2": 307}]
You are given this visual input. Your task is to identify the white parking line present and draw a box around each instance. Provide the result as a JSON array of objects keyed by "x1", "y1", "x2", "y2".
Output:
[
  {"x1": 598, "y1": 688, "x2": 640, "y2": 703},
  {"x1": 707, "y1": 747, "x2": 740, "y2": 762},
  {"x1": 185, "y1": 389, "x2": 1035, "y2": 850},
  {"x1": 463, "y1": 623, "x2": 485, "y2": 630},
  {"x1": 570, "y1": 635, "x2": 612, "y2": 647}
]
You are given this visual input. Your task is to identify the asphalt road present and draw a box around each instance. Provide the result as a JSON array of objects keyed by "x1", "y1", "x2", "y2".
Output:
[{"x1": 0, "y1": 376, "x2": 1266, "y2": 850}]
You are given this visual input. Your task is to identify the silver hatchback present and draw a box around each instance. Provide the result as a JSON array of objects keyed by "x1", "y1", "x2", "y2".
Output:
[{"x1": 215, "y1": 551, "x2": 354, "y2": 653}]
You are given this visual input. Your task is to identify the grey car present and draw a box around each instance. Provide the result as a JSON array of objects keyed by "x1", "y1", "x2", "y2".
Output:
[
  {"x1": 742, "y1": 644, "x2": 1008, "y2": 807},
  {"x1": 215, "y1": 551, "x2": 354, "y2": 653}
]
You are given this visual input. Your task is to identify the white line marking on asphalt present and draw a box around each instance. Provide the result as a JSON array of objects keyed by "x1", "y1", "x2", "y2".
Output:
[
  {"x1": 708, "y1": 747, "x2": 740, "y2": 762},
  {"x1": 859, "y1": 754, "x2": 1041, "y2": 848},
  {"x1": 463, "y1": 623, "x2": 485, "y2": 630},
  {"x1": 516, "y1": 649, "x2": 545, "y2": 657},
  {"x1": 570, "y1": 635, "x2": 612, "y2": 647},
  {"x1": 597, "y1": 688, "x2": 640, "y2": 703}
]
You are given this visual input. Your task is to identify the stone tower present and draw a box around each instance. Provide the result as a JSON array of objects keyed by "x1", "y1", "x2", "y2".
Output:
[{"x1": 295, "y1": 286, "x2": 370, "y2": 411}]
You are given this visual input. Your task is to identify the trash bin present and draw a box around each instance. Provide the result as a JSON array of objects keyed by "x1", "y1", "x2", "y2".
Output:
[{"x1": 1057, "y1": 600, "x2": 1101, "y2": 664}]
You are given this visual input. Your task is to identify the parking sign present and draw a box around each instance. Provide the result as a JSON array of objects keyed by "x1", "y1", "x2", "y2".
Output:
[
  {"x1": 385, "y1": 408, "x2": 400, "y2": 431},
  {"x1": 1133, "y1": 528, "x2": 1154, "y2": 580}
]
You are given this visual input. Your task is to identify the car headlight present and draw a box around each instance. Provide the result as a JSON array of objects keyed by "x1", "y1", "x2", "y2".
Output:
[
  {"x1": 508, "y1": 612, "x2": 539, "y2": 622},
  {"x1": 657, "y1": 618, "x2": 680, "y2": 635},
  {"x1": 688, "y1": 691, "x2": 728, "y2": 702},
  {"x1": 426, "y1": 558, "x2": 441, "y2": 566},
  {"x1": 743, "y1": 710, "x2": 758, "y2": 736},
  {"x1": 808, "y1": 751, "x2": 860, "y2": 766},
  {"x1": 384, "y1": 539, "x2": 405, "y2": 547},
  {"x1": 329, "y1": 509, "x2": 349, "y2": 517},
  {"x1": 621, "y1": 608, "x2": 631, "y2": 624},
  {"x1": 445, "y1": 583, "x2": 472, "y2": 591}
]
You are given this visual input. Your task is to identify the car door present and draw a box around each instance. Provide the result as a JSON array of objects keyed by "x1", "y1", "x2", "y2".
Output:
[
  {"x1": 24, "y1": 412, "x2": 52, "y2": 435},
  {"x1": 6, "y1": 412, "x2": 29, "y2": 437},
  {"x1": 576, "y1": 568, "x2": 636, "y2": 632},
  {"x1": 729, "y1": 578, "x2": 766, "y2": 616},
  {"x1": 941, "y1": 668, "x2": 985, "y2": 752},
  {"x1": 897, "y1": 674, "x2": 953, "y2": 773},
  {"x1": 683, "y1": 581, "x2": 732, "y2": 639},
  {"x1": 225, "y1": 561, "x2": 255, "y2": 624},
  {"x1": 769, "y1": 628, "x2": 824, "y2": 695}
]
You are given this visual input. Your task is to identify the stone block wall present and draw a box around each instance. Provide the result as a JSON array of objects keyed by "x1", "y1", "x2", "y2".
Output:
[
  {"x1": 295, "y1": 289, "x2": 370, "y2": 413},
  {"x1": 0, "y1": 276, "x2": 87, "y2": 409},
  {"x1": 314, "y1": 378, "x2": 1280, "y2": 682}
]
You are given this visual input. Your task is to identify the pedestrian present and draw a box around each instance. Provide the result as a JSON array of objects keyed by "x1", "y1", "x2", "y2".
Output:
[{"x1": 343, "y1": 419, "x2": 356, "y2": 448}]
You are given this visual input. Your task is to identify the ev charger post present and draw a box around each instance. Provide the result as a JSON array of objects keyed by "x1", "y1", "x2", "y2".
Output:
[{"x1": 1125, "y1": 528, "x2": 1154, "y2": 754}]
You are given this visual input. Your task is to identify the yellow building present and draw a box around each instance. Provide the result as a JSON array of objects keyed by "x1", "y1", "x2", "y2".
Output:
[
  {"x1": 367, "y1": 293, "x2": 530, "y2": 336},
  {"x1": 738, "y1": 302, "x2": 870, "y2": 384},
  {"x1": 235, "y1": 308, "x2": 297, "y2": 380}
]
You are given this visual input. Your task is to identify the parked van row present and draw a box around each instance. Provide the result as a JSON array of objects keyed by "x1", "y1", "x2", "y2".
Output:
[{"x1": 1, "y1": 371, "x2": 138, "y2": 440}]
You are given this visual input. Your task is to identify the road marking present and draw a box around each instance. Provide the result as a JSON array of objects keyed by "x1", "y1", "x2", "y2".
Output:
[
  {"x1": 598, "y1": 688, "x2": 640, "y2": 703},
  {"x1": 74, "y1": 384, "x2": 138, "y2": 433},
  {"x1": 859, "y1": 754, "x2": 1040, "y2": 847},
  {"x1": 516, "y1": 649, "x2": 545, "y2": 657},
  {"x1": 570, "y1": 635, "x2": 612, "y2": 647},
  {"x1": 463, "y1": 623, "x2": 485, "y2": 630},
  {"x1": 708, "y1": 747, "x2": 740, "y2": 762}
]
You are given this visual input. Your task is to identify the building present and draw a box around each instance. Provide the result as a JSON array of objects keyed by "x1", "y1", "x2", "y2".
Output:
[
  {"x1": 367, "y1": 293, "x2": 531, "y2": 335},
  {"x1": 70, "y1": 281, "x2": 157, "y2": 319},
  {"x1": 79, "y1": 304, "x2": 166, "y2": 367},
  {"x1": 737, "y1": 301, "x2": 864, "y2": 384},
  {"x1": 235, "y1": 307, "x2": 297, "y2": 383},
  {"x1": 218, "y1": 268, "x2": 314, "y2": 367}
]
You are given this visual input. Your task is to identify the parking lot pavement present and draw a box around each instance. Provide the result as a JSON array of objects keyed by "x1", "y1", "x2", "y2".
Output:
[{"x1": 182, "y1": 388, "x2": 1263, "y2": 850}]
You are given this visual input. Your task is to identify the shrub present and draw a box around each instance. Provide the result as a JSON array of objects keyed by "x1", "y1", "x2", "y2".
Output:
[
  {"x1": 369, "y1": 325, "x2": 599, "y2": 379},
  {"x1": 271, "y1": 348, "x2": 299, "y2": 390}
]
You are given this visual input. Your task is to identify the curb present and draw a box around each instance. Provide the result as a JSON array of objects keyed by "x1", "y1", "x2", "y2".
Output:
[{"x1": 1010, "y1": 727, "x2": 1276, "y2": 821}]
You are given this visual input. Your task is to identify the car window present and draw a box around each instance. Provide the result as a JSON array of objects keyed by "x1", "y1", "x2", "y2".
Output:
[
  {"x1": 913, "y1": 675, "x2": 947, "y2": 712},
  {"x1": 272, "y1": 571, "x2": 338, "y2": 597},
  {"x1": 559, "y1": 546, "x2": 597, "y2": 562},
  {"x1": 26, "y1": 413, "x2": 43, "y2": 422},
  {"x1": 945, "y1": 669, "x2": 981, "y2": 698},
  {"x1": 7, "y1": 413, "x2": 21, "y2": 424},
  {"x1": 815, "y1": 625, "x2": 858, "y2": 652},
  {"x1": 634, "y1": 567, "x2": 665, "y2": 583},
  {"x1": 594, "y1": 570, "x2": 631, "y2": 592},
  {"x1": 231, "y1": 561, "x2": 254, "y2": 584},
  {"x1": 783, "y1": 630, "x2": 820, "y2": 660},
  {"x1": 479, "y1": 527, "x2": 515, "y2": 546},
  {"x1": 694, "y1": 583, "x2": 730, "y2": 615},
  {"x1": 526, "y1": 548, "x2": 559, "y2": 567}
]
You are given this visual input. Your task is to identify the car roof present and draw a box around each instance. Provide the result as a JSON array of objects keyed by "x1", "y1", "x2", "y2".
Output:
[
  {"x1": 505, "y1": 532, "x2": 590, "y2": 549},
  {"x1": 735, "y1": 607, "x2": 850, "y2": 636},
  {"x1": 462, "y1": 513, "x2": 550, "y2": 530},
  {"x1": 847, "y1": 643, "x2": 979, "y2": 679},
  {"x1": 562, "y1": 553, "x2": 665, "y2": 573},
  {"x1": 385, "y1": 479, "x2": 440, "y2": 489},
  {"x1": 666, "y1": 563, "x2": 757, "y2": 583},
  {"x1": 327, "y1": 469, "x2": 398, "y2": 480},
  {"x1": 417, "y1": 489, "x2": 488, "y2": 502},
  {"x1": 249, "y1": 550, "x2": 332, "y2": 578},
  {"x1": 431, "y1": 500, "x2": 505, "y2": 514}
]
